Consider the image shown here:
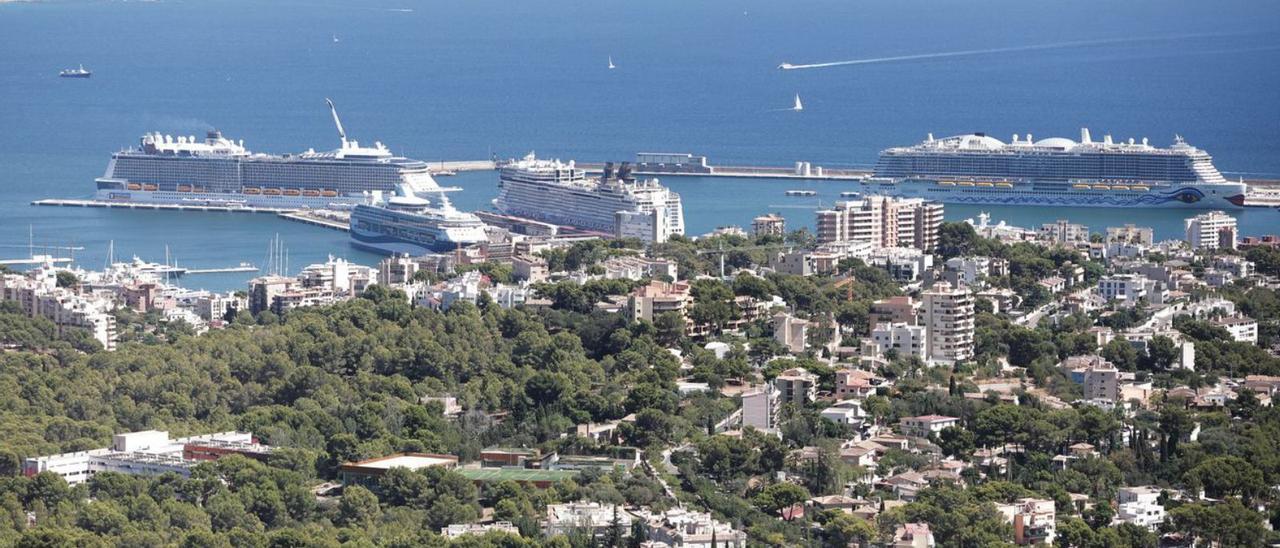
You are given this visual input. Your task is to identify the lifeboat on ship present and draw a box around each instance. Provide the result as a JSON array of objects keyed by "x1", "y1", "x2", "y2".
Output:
[{"x1": 243, "y1": 187, "x2": 262, "y2": 195}]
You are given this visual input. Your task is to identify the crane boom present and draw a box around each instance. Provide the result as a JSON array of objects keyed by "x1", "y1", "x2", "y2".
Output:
[{"x1": 325, "y1": 98, "x2": 347, "y2": 143}]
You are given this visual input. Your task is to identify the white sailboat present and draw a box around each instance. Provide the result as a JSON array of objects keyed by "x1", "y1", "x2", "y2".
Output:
[
  {"x1": 332, "y1": 34, "x2": 340, "y2": 44},
  {"x1": 792, "y1": 94, "x2": 803, "y2": 111},
  {"x1": 608, "y1": 56, "x2": 616, "y2": 70}
]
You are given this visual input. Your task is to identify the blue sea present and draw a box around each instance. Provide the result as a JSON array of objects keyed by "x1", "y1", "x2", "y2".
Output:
[{"x1": 2, "y1": 0, "x2": 1278, "y2": 291}]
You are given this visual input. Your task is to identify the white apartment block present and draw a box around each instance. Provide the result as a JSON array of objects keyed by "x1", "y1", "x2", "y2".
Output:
[
  {"x1": 741, "y1": 385, "x2": 779, "y2": 432},
  {"x1": 773, "y1": 312, "x2": 810, "y2": 354},
  {"x1": 1, "y1": 266, "x2": 118, "y2": 351},
  {"x1": 773, "y1": 367, "x2": 818, "y2": 405},
  {"x1": 1184, "y1": 211, "x2": 1238, "y2": 251},
  {"x1": 1116, "y1": 487, "x2": 1165, "y2": 531},
  {"x1": 867, "y1": 247, "x2": 934, "y2": 282},
  {"x1": 815, "y1": 195, "x2": 943, "y2": 251},
  {"x1": 1038, "y1": 220, "x2": 1090, "y2": 244},
  {"x1": 637, "y1": 508, "x2": 748, "y2": 548},
  {"x1": 1213, "y1": 316, "x2": 1258, "y2": 344},
  {"x1": 871, "y1": 322, "x2": 927, "y2": 360},
  {"x1": 1106, "y1": 224, "x2": 1154, "y2": 246},
  {"x1": 1097, "y1": 274, "x2": 1158, "y2": 305},
  {"x1": 899, "y1": 415, "x2": 960, "y2": 438},
  {"x1": 22, "y1": 430, "x2": 264, "y2": 485},
  {"x1": 1084, "y1": 364, "x2": 1120, "y2": 403},
  {"x1": 544, "y1": 502, "x2": 632, "y2": 539},
  {"x1": 922, "y1": 281, "x2": 974, "y2": 363}
]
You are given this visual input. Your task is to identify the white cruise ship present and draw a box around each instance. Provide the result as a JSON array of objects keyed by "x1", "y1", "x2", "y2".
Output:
[
  {"x1": 350, "y1": 182, "x2": 488, "y2": 255},
  {"x1": 493, "y1": 154, "x2": 685, "y2": 242},
  {"x1": 94, "y1": 100, "x2": 439, "y2": 210},
  {"x1": 864, "y1": 129, "x2": 1247, "y2": 208}
]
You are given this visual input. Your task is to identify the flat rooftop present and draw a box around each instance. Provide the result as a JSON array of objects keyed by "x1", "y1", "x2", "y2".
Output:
[
  {"x1": 344, "y1": 453, "x2": 458, "y2": 471},
  {"x1": 457, "y1": 468, "x2": 578, "y2": 483}
]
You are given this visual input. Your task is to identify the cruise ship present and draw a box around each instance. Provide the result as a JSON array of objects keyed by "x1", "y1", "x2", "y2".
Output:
[
  {"x1": 860, "y1": 129, "x2": 1246, "y2": 208},
  {"x1": 493, "y1": 154, "x2": 685, "y2": 242},
  {"x1": 349, "y1": 183, "x2": 488, "y2": 255},
  {"x1": 94, "y1": 100, "x2": 439, "y2": 209}
]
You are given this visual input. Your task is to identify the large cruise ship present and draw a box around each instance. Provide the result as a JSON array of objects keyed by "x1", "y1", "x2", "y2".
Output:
[
  {"x1": 94, "y1": 100, "x2": 438, "y2": 209},
  {"x1": 349, "y1": 183, "x2": 488, "y2": 255},
  {"x1": 860, "y1": 129, "x2": 1246, "y2": 208},
  {"x1": 493, "y1": 154, "x2": 685, "y2": 242}
]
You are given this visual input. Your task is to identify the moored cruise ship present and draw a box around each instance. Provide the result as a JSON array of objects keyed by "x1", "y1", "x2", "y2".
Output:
[
  {"x1": 861, "y1": 129, "x2": 1246, "y2": 208},
  {"x1": 493, "y1": 154, "x2": 685, "y2": 242},
  {"x1": 349, "y1": 183, "x2": 488, "y2": 255},
  {"x1": 94, "y1": 100, "x2": 439, "y2": 209}
]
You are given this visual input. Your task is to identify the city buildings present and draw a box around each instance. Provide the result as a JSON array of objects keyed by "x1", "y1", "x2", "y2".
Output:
[
  {"x1": 626, "y1": 281, "x2": 692, "y2": 323},
  {"x1": 773, "y1": 367, "x2": 818, "y2": 405},
  {"x1": 773, "y1": 312, "x2": 810, "y2": 354},
  {"x1": 1084, "y1": 362, "x2": 1120, "y2": 403},
  {"x1": 815, "y1": 196, "x2": 943, "y2": 251},
  {"x1": 1097, "y1": 274, "x2": 1160, "y2": 306},
  {"x1": 893, "y1": 523, "x2": 936, "y2": 548},
  {"x1": 869, "y1": 296, "x2": 919, "y2": 330},
  {"x1": 870, "y1": 322, "x2": 927, "y2": 360},
  {"x1": 544, "y1": 502, "x2": 632, "y2": 539},
  {"x1": 0, "y1": 263, "x2": 118, "y2": 350},
  {"x1": 1038, "y1": 220, "x2": 1090, "y2": 245},
  {"x1": 635, "y1": 508, "x2": 748, "y2": 547},
  {"x1": 1106, "y1": 224, "x2": 1155, "y2": 246},
  {"x1": 1116, "y1": 487, "x2": 1166, "y2": 531},
  {"x1": 751, "y1": 213, "x2": 786, "y2": 238},
  {"x1": 867, "y1": 247, "x2": 934, "y2": 282},
  {"x1": 441, "y1": 522, "x2": 520, "y2": 540},
  {"x1": 921, "y1": 281, "x2": 975, "y2": 363},
  {"x1": 1185, "y1": 211, "x2": 1238, "y2": 251},
  {"x1": 742, "y1": 385, "x2": 779, "y2": 432},
  {"x1": 997, "y1": 498, "x2": 1056, "y2": 545},
  {"x1": 22, "y1": 430, "x2": 269, "y2": 485},
  {"x1": 1213, "y1": 315, "x2": 1259, "y2": 343},
  {"x1": 898, "y1": 415, "x2": 960, "y2": 437}
]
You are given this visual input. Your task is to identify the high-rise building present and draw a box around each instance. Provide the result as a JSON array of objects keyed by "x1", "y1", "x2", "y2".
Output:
[
  {"x1": 742, "y1": 385, "x2": 779, "y2": 432},
  {"x1": 1185, "y1": 211, "x2": 1238, "y2": 250},
  {"x1": 815, "y1": 196, "x2": 943, "y2": 251},
  {"x1": 921, "y1": 281, "x2": 974, "y2": 363}
]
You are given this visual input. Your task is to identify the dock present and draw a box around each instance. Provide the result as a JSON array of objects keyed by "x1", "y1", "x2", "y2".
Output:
[
  {"x1": 278, "y1": 210, "x2": 350, "y2": 231},
  {"x1": 186, "y1": 265, "x2": 259, "y2": 274},
  {"x1": 32, "y1": 198, "x2": 300, "y2": 214}
]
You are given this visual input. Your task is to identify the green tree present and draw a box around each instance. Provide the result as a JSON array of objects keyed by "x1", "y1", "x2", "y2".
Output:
[{"x1": 752, "y1": 482, "x2": 810, "y2": 517}]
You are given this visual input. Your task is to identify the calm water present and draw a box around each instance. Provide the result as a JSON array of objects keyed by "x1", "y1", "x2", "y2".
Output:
[{"x1": 2, "y1": 0, "x2": 1278, "y2": 290}]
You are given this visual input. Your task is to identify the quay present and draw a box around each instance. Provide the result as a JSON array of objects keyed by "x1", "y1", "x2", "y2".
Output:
[
  {"x1": 277, "y1": 210, "x2": 350, "y2": 231},
  {"x1": 32, "y1": 198, "x2": 299, "y2": 214}
]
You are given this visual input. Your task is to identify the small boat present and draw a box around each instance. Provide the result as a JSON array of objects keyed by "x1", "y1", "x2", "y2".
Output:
[
  {"x1": 608, "y1": 56, "x2": 616, "y2": 70},
  {"x1": 141, "y1": 184, "x2": 158, "y2": 191},
  {"x1": 59, "y1": 64, "x2": 91, "y2": 78},
  {"x1": 976, "y1": 182, "x2": 993, "y2": 187},
  {"x1": 792, "y1": 94, "x2": 803, "y2": 112},
  {"x1": 283, "y1": 189, "x2": 301, "y2": 196},
  {"x1": 1092, "y1": 185, "x2": 1111, "y2": 190},
  {"x1": 1131, "y1": 185, "x2": 1150, "y2": 191},
  {"x1": 332, "y1": 34, "x2": 340, "y2": 43},
  {"x1": 243, "y1": 187, "x2": 262, "y2": 195},
  {"x1": 127, "y1": 183, "x2": 142, "y2": 191},
  {"x1": 177, "y1": 185, "x2": 193, "y2": 192},
  {"x1": 840, "y1": 191, "x2": 861, "y2": 198},
  {"x1": 937, "y1": 181, "x2": 956, "y2": 187},
  {"x1": 785, "y1": 190, "x2": 816, "y2": 197},
  {"x1": 263, "y1": 188, "x2": 282, "y2": 196},
  {"x1": 1112, "y1": 185, "x2": 1130, "y2": 191},
  {"x1": 995, "y1": 182, "x2": 1014, "y2": 188},
  {"x1": 957, "y1": 182, "x2": 975, "y2": 187},
  {"x1": 1072, "y1": 184, "x2": 1091, "y2": 190},
  {"x1": 320, "y1": 189, "x2": 338, "y2": 197},
  {"x1": 303, "y1": 189, "x2": 320, "y2": 197}
]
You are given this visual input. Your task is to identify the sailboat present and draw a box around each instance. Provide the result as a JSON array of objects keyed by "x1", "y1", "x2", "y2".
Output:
[
  {"x1": 332, "y1": 34, "x2": 340, "y2": 44},
  {"x1": 608, "y1": 56, "x2": 616, "y2": 70},
  {"x1": 792, "y1": 94, "x2": 804, "y2": 112}
]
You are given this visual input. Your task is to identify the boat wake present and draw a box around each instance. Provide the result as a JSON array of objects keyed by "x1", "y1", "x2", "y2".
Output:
[{"x1": 777, "y1": 32, "x2": 1253, "y2": 71}]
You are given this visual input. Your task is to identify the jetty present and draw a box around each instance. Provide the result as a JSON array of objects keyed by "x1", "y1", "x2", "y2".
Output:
[
  {"x1": 32, "y1": 199, "x2": 299, "y2": 213},
  {"x1": 278, "y1": 210, "x2": 349, "y2": 231}
]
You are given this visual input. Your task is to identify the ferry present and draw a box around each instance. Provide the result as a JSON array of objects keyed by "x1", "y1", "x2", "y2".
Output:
[
  {"x1": 785, "y1": 190, "x2": 817, "y2": 196},
  {"x1": 864, "y1": 129, "x2": 1246, "y2": 208},
  {"x1": 59, "y1": 65, "x2": 92, "y2": 78}
]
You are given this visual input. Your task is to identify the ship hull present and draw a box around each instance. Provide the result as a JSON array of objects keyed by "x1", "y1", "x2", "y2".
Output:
[
  {"x1": 852, "y1": 179, "x2": 1246, "y2": 209},
  {"x1": 349, "y1": 227, "x2": 461, "y2": 255}
]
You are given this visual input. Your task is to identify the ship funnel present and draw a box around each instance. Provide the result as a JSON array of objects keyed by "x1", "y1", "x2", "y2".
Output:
[
  {"x1": 927, "y1": 133, "x2": 935, "y2": 142},
  {"x1": 619, "y1": 162, "x2": 633, "y2": 182},
  {"x1": 603, "y1": 162, "x2": 615, "y2": 181},
  {"x1": 1080, "y1": 128, "x2": 1092, "y2": 144},
  {"x1": 1104, "y1": 134, "x2": 1113, "y2": 145},
  {"x1": 1142, "y1": 137, "x2": 1149, "y2": 146},
  {"x1": 325, "y1": 98, "x2": 348, "y2": 145}
]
